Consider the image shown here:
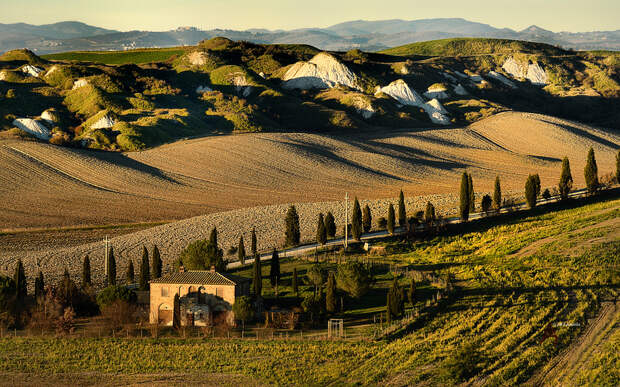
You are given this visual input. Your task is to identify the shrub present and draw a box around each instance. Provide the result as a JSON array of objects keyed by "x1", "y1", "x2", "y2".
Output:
[
  {"x1": 307, "y1": 264, "x2": 327, "y2": 294},
  {"x1": 96, "y1": 285, "x2": 136, "y2": 309},
  {"x1": 336, "y1": 261, "x2": 372, "y2": 299},
  {"x1": 5, "y1": 89, "x2": 15, "y2": 99},
  {"x1": 542, "y1": 188, "x2": 551, "y2": 200},
  {"x1": 424, "y1": 201, "x2": 436, "y2": 224},
  {"x1": 179, "y1": 239, "x2": 225, "y2": 271},
  {"x1": 481, "y1": 194, "x2": 492, "y2": 214},
  {"x1": 301, "y1": 293, "x2": 325, "y2": 323},
  {"x1": 232, "y1": 295, "x2": 254, "y2": 329},
  {"x1": 100, "y1": 300, "x2": 137, "y2": 331},
  {"x1": 377, "y1": 217, "x2": 387, "y2": 230},
  {"x1": 441, "y1": 341, "x2": 485, "y2": 382}
]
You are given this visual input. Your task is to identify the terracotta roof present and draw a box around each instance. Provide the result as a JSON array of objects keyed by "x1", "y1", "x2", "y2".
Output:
[{"x1": 150, "y1": 270, "x2": 250, "y2": 285}]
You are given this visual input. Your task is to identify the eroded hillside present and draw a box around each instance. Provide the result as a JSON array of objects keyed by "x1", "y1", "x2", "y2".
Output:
[{"x1": 0, "y1": 37, "x2": 618, "y2": 151}]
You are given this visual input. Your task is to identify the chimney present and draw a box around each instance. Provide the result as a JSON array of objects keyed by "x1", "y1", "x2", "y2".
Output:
[
  {"x1": 179, "y1": 265, "x2": 185, "y2": 273},
  {"x1": 210, "y1": 265, "x2": 216, "y2": 273}
]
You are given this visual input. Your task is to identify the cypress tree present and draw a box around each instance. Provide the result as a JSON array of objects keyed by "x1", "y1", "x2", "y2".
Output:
[
  {"x1": 152, "y1": 245, "x2": 162, "y2": 279},
  {"x1": 616, "y1": 150, "x2": 620, "y2": 183},
  {"x1": 584, "y1": 147, "x2": 599, "y2": 194},
  {"x1": 107, "y1": 247, "x2": 116, "y2": 286},
  {"x1": 269, "y1": 249, "x2": 280, "y2": 287},
  {"x1": 387, "y1": 203, "x2": 395, "y2": 235},
  {"x1": 459, "y1": 172, "x2": 470, "y2": 221},
  {"x1": 533, "y1": 174, "x2": 541, "y2": 198},
  {"x1": 252, "y1": 253, "x2": 262, "y2": 297},
  {"x1": 559, "y1": 157, "x2": 573, "y2": 200},
  {"x1": 493, "y1": 175, "x2": 502, "y2": 212},
  {"x1": 82, "y1": 255, "x2": 91, "y2": 288},
  {"x1": 408, "y1": 277, "x2": 416, "y2": 305},
  {"x1": 126, "y1": 260, "x2": 135, "y2": 284},
  {"x1": 326, "y1": 272, "x2": 336, "y2": 314},
  {"x1": 14, "y1": 259, "x2": 27, "y2": 299},
  {"x1": 398, "y1": 190, "x2": 406, "y2": 227},
  {"x1": 325, "y1": 212, "x2": 336, "y2": 238},
  {"x1": 362, "y1": 204, "x2": 372, "y2": 233},
  {"x1": 139, "y1": 246, "x2": 150, "y2": 291},
  {"x1": 34, "y1": 271, "x2": 44, "y2": 300},
  {"x1": 424, "y1": 201, "x2": 436, "y2": 225},
  {"x1": 386, "y1": 291, "x2": 392, "y2": 323},
  {"x1": 351, "y1": 197, "x2": 362, "y2": 240},
  {"x1": 292, "y1": 268, "x2": 299, "y2": 296},
  {"x1": 285, "y1": 205, "x2": 301, "y2": 246},
  {"x1": 316, "y1": 213, "x2": 327, "y2": 245},
  {"x1": 525, "y1": 174, "x2": 538, "y2": 209},
  {"x1": 238, "y1": 236, "x2": 246, "y2": 265},
  {"x1": 251, "y1": 227, "x2": 257, "y2": 256},
  {"x1": 468, "y1": 173, "x2": 475, "y2": 212},
  {"x1": 387, "y1": 278, "x2": 402, "y2": 320},
  {"x1": 209, "y1": 227, "x2": 218, "y2": 248},
  {"x1": 173, "y1": 294, "x2": 181, "y2": 330}
]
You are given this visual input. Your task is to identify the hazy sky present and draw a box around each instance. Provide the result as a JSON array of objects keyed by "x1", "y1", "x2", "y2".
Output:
[{"x1": 1, "y1": 0, "x2": 618, "y2": 32}]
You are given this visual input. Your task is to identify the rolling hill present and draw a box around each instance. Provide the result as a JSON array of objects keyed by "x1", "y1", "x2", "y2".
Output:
[{"x1": 1, "y1": 18, "x2": 619, "y2": 55}]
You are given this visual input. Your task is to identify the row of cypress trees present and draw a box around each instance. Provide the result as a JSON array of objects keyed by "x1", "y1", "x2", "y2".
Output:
[{"x1": 97, "y1": 244, "x2": 162, "y2": 290}]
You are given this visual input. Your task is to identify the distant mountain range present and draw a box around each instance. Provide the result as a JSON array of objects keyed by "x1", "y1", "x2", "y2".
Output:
[{"x1": 0, "y1": 18, "x2": 618, "y2": 54}]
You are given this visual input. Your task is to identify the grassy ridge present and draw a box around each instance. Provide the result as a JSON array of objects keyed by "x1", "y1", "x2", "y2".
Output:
[
  {"x1": 41, "y1": 47, "x2": 188, "y2": 65},
  {"x1": 380, "y1": 38, "x2": 569, "y2": 57}
]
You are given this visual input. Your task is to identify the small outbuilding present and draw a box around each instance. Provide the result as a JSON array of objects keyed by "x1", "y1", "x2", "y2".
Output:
[{"x1": 149, "y1": 267, "x2": 250, "y2": 327}]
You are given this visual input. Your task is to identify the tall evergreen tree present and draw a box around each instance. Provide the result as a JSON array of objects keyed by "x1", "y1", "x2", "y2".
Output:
[
  {"x1": 34, "y1": 271, "x2": 44, "y2": 300},
  {"x1": 584, "y1": 147, "x2": 599, "y2": 194},
  {"x1": 533, "y1": 174, "x2": 541, "y2": 198},
  {"x1": 362, "y1": 204, "x2": 372, "y2": 233},
  {"x1": 398, "y1": 190, "x2": 406, "y2": 226},
  {"x1": 326, "y1": 272, "x2": 336, "y2": 314},
  {"x1": 285, "y1": 205, "x2": 301, "y2": 246},
  {"x1": 316, "y1": 213, "x2": 327, "y2": 245},
  {"x1": 467, "y1": 173, "x2": 475, "y2": 212},
  {"x1": 387, "y1": 278, "x2": 403, "y2": 321},
  {"x1": 238, "y1": 236, "x2": 246, "y2": 265},
  {"x1": 82, "y1": 255, "x2": 91, "y2": 288},
  {"x1": 139, "y1": 246, "x2": 150, "y2": 291},
  {"x1": 269, "y1": 249, "x2": 280, "y2": 287},
  {"x1": 209, "y1": 227, "x2": 218, "y2": 247},
  {"x1": 151, "y1": 245, "x2": 162, "y2": 279},
  {"x1": 292, "y1": 268, "x2": 299, "y2": 296},
  {"x1": 251, "y1": 227, "x2": 257, "y2": 256},
  {"x1": 559, "y1": 157, "x2": 573, "y2": 200},
  {"x1": 252, "y1": 254, "x2": 262, "y2": 297},
  {"x1": 173, "y1": 294, "x2": 181, "y2": 329},
  {"x1": 126, "y1": 260, "x2": 135, "y2": 284},
  {"x1": 424, "y1": 201, "x2": 436, "y2": 225},
  {"x1": 387, "y1": 203, "x2": 395, "y2": 235},
  {"x1": 408, "y1": 277, "x2": 416, "y2": 305},
  {"x1": 351, "y1": 197, "x2": 363, "y2": 240},
  {"x1": 616, "y1": 150, "x2": 620, "y2": 183},
  {"x1": 493, "y1": 175, "x2": 502, "y2": 212},
  {"x1": 325, "y1": 212, "x2": 336, "y2": 238},
  {"x1": 460, "y1": 172, "x2": 470, "y2": 221},
  {"x1": 525, "y1": 174, "x2": 538, "y2": 209},
  {"x1": 107, "y1": 247, "x2": 116, "y2": 286}
]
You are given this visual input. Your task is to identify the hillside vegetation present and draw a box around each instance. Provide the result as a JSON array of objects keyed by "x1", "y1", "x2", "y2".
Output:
[
  {"x1": 0, "y1": 37, "x2": 618, "y2": 151},
  {"x1": 1, "y1": 196, "x2": 618, "y2": 385}
]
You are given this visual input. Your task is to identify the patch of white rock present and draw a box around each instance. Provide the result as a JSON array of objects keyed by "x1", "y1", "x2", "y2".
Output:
[
  {"x1": 502, "y1": 57, "x2": 548, "y2": 85},
  {"x1": 377, "y1": 79, "x2": 451, "y2": 125},
  {"x1": 282, "y1": 52, "x2": 359, "y2": 91}
]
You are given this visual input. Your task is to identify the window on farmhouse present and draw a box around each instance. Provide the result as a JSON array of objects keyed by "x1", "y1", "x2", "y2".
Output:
[{"x1": 161, "y1": 287, "x2": 169, "y2": 297}]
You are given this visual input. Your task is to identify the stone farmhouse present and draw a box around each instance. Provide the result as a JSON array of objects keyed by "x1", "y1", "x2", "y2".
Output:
[{"x1": 149, "y1": 267, "x2": 250, "y2": 326}]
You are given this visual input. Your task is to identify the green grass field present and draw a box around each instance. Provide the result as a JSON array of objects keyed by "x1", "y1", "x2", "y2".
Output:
[
  {"x1": 1, "y1": 196, "x2": 618, "y2": 385},
  {"x1": 41, "y1": 47, "x2": 188, "y2": 65}
]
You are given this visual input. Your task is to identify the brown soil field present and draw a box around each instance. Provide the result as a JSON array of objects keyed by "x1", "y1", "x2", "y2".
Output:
[
  {"x1": 0, "y1": 111, "x2": 618, "y2": 286},
  {"x1": 2, "y1": 111, "x2": 618, "y2": 231}
]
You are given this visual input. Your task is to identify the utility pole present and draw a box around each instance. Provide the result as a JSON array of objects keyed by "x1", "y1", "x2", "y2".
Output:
[
  {"x1": 344, "y1": 192, "x2": 349, "y2": 250},
  {"x1": 104, "y1": 236, "x2": 110, "y2": 286}
]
